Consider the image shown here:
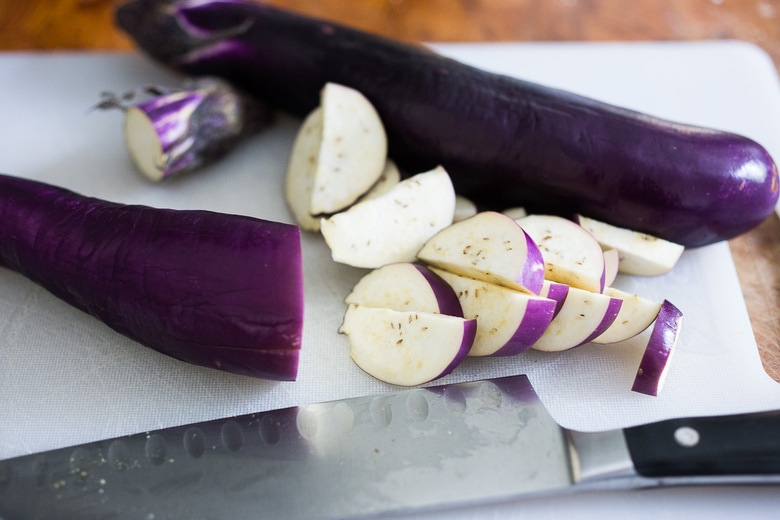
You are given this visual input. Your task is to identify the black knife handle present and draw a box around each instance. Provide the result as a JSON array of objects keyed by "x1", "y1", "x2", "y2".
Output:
[{"x1": 623, "y1": 410, "x2": 780, "y2": 478}]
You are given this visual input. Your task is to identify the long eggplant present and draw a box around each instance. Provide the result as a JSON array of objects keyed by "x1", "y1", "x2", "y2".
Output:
[
  {"x1": 115, "y1": 0, "x2": 779, "y2": 247},
  {"x1": 0, "y1": 174, "x2": 303, "y2": 380}
]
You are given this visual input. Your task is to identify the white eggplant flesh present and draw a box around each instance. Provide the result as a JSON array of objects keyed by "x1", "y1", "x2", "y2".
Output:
[
  {"x1": 310, "y1": 82, "x2": 388, "y2": 215},
  {"x1": 320, "y1": 166, "x2": 455, "y2": 268},
  {"x1": 602, "y1": 248, "x2": 620, "y2": 289},
  {"x1": 417, "y1": 211, "x2": 545, "y2": 295},
  {"x1": 124, "y1": 107, "x2": 168, "y2": 180},
  {"x1": 356, "y1": 159, "x2": 401, "y2": 202},
  {"x1": 105, "y1": 78, "x2": 271, "y2": 182},
  {"x1": 591, "y1": 287, "x2": 663, "y2": 344},
  {"x1": 531, "y1": 281, "x2": 622, "y2": 352},
  {"x1": 284, "y1": 82, "x2": 388, "y2": 230},
  {"x1": 340, "y1": 304, "x2": 476, "y2": 386},
  {"x1": 541, "y1": 280, "x2": 570, "y2": 318},
  {"x1": 576, "y1": 214, "x2": 685, "y2": 276},
  {"x1": 632, "y1": 300, "x2": 683, "y2": 396},
  {"x1": 431, "y1": 268, "x2": 556, "y2": 357},
  {"x1": 345, "y1": 262, "x2": 463, "y2": 317},
  {"x1": 516, "y1": 214, "x2": 606, "y2": 293},
  {"x1": 454, "y1": 194, "x2": 478, "y2": 222},
  {"x1": 501, "y1": 206, "x2": 527, "y2": 219},
  {"x1": 285, "y1": 107, "x2": 326, "y2": 231}
]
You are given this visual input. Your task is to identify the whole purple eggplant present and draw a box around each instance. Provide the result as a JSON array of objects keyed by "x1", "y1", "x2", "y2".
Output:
[
  {"x1": 115, "y1": 0, "x2": 779, "y2": 248},
  {"x1": 0, "y1": 174, "x2": 303, "y2": 380}
]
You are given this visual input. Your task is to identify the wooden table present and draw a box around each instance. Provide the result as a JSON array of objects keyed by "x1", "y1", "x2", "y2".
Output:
[{"x1": 2, "y1": 0, "x2": 780, "y2": 381}]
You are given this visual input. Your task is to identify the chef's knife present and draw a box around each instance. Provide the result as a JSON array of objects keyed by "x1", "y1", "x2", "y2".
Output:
[{"x1": 1, "y1": 374, "x2": 778, "y2": 520}]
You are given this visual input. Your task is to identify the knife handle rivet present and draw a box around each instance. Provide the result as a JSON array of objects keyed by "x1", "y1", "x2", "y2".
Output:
[{"x1": 673, "y1": 426, "x2": 700, "y2": 447}]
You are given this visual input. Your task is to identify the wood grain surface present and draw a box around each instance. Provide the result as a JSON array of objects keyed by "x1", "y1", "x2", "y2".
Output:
[{"x1": 1, "y1": 0, "x2": 780, "y2": 381}]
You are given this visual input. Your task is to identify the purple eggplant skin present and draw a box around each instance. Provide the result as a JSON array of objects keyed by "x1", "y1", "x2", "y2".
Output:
[
  {"x1": 0, "y1": 174, "x2": 304, "y2": 380},
  {"x1": 115, "y1": 0, "x2": 779, "y2": 248},
  {"x1": 632, "y1": 300, "x2": 683, "y2": 396},
  {"x1": 99, "y1": 77, "x2": 274, "y2": 181}
]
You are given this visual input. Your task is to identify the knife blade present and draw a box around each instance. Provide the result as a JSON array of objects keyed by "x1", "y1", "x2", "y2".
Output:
[{"x1": 0, "y1": 374, "x2": 778, "y2": 519}]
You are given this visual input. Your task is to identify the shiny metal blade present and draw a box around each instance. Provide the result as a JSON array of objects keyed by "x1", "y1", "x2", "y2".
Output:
[{"x1": 0, "y1": 375, "x2": 574, "y2": 519}]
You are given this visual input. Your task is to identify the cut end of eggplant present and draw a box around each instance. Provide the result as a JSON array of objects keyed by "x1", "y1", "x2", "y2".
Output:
[
  {"x1": 591, "y1": 287, "x2": 663, "y2": 345},
  {"x1": 516, "y1": 214, "x2": 606, "y2": 294},
  {"x1": 309, "y1": 83, "x2": 388, "y2": 215},
  {"x1": 125, "y1": 106, "x2": 167, "y2": 181},
  {"x1": 417, "y1": 211, "x2": 545, "y2": 295},
  {"x1": 112, "y1": 77, "x2": 272, "y2": 182},
  {"x1": 431, "y1": 267, "x2": 556, "y2": 357},
  {"x1": 530, "y1": 285, "x2": 621, "y2": 352},
  {"x1": 341, "y1": 304, "x2": 475, "y2": 386},
  {"x1": 576, "y1": 214, "x2": 685, "y2": 276},
  {"x1": 320, "y1": 167, "x2": 456, "y2": 268},
  {"x1": 284, "y1": 83, "x2": 389, "y2": 231},
  {"x1": 0, "y1": 174, "x2": 304, "y2": 381},
  {"x1": 344, "y1": 262, "x2": 463, "y2": 317},
  {"x1": 453, "y1": 194, "x2": 478, "y2": 222}
]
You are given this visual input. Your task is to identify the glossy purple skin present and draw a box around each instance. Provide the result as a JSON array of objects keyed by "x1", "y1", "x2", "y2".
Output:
[
  {"x1": 138, "y1": 90, "x2": 205, "y2": 155},
  {"x1": 438, "y1": 318, "x2": 477, "y2": 380},
  {"x1": 580, "y1": 296, "x2": 623, "y2": 346},
  {"x1": 116, "y1": 0, "x2": 779, "y2": 247},
  {"x1": 413, "y1": 263, "x2": 464, "y2": 317},
  {"x1": 541, "y1": 281, "x2": 570, "y2": 317},
  {"x1": 632, "y1": 300, "x2": 683, "y2": 396},
  {"x1": 519, "y1": 228, "x2": 546, "y2": 295},
  {"x1": 0, "y1": 174, "x2": 303, "y2": 380},
  {"x1": 491, "y1": 297, "x2": 557, "y2": 357}
]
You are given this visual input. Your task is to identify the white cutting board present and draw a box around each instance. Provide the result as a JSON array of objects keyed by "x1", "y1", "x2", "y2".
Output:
[{"x1": 1, "y1": 41, "x2": 780, "y2": 492}]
